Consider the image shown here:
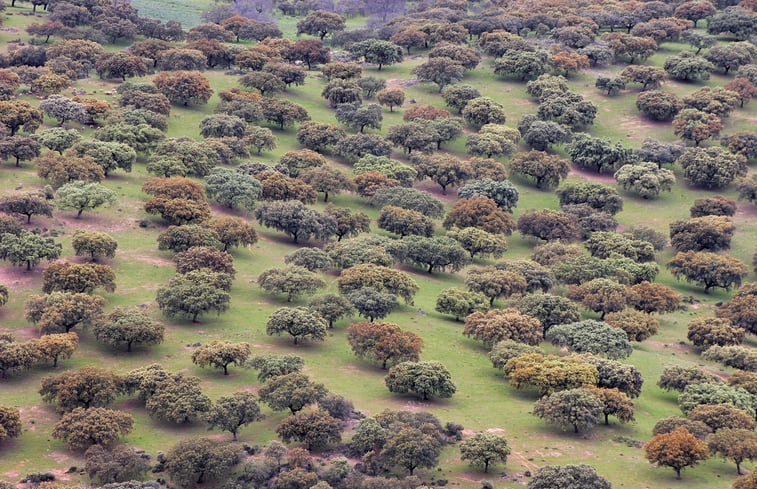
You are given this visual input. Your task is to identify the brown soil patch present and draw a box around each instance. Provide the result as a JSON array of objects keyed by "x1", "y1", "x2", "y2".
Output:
[
  {"x1": 48, "y1": 451, "x2": 72, "y2": 464},
  {"x1": 702, "y1": 367, "x2": 730, "y2": 380},
  {"x1": 120, "y1": 251, "x2": 174, "y2": 267},
  {"x1": 513, "y1": 98, "x2": 538, "y2": 106},
  {"x1": 735, "y1": 202, "x2": 757, "y2": 221},
  {"x1": 414, "y1": 180, "x2": 459, "y2": 202},
  {"x1": 616, "y1": 115, "x2": 671, "y2": 142},
  {"x1": 646, "y1": 340, "x2": 696, "y2": 355},
  {"x1": 0, "y1": 266, "x2": 41, "y2": 287},
  {"x1": 510, "y1": 450, "x2": 540, "y2": 472},
  {"x1": 54, "y1": 213, "x2": 136, "y2": 233},
  {"x1": 209, "y1": 203, "x2": 250, "y2": 218},
  {"x1": 535, "y1": 450, "x2": 563, "y2": 458},
  {"x1": 48, "y1": 469, "x2": 71, "y2": 481},
  {"x1": 568, "y1": 165, "x2": 617, "y2": 185},
  {"x1": 113, "y1": 398, "x2": 145, "y2": 412},
  {"x1": 7, "y1": 327, "x2": 38, "y2": 341},
  {"x1": 386, "y1": 78, "x2": 419, "y2": 89},
  {"x1": 17, "y1": 404, "x2": 56, "y2": 426},
  {"x1": 383, "y1": 398, "x2": 431, "y2": 413}
]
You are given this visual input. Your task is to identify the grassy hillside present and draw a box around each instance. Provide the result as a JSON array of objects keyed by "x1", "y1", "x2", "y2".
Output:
[{"x1": 0, "y1": 2, "x2": 755, "y2": 489}]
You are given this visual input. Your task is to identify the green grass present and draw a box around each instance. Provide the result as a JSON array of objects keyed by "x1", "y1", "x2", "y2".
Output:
[
  {"x1": 0, "y1": 4, "x2": 756, "y2": 489},
  {"x1": 130, "y1": 0, "x2": 215, "y2": 27}
]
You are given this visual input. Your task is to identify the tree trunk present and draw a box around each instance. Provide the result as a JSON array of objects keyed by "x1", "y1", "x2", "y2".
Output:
[
  {"x1": 484, "y1": 460, "x2": 489, "y2": 473},
  {"x1": 197, "y1": 471, "x2": 205, "y2": 484},
  {"x1": 77, "y1": 209, "x2": 84, "y2": 218},
  {"x1": 293, "y1": 336, "x2": 299, "y2": 345},
  {"x1": 53, "y1": 355, "x2": 58, "y2": 367},
  {"x1": 192, "y1": 311, "x2": 199, "y2": 322},
  {"x1": 223, "y1": 364, "x2": 229, "y2": 375},
  {"x1": 427, "y1": 264, "x2": 434, "y2": 273},
  {"x1": 675, "y1": 468, "x2": 681, "y2": 479},
  {"x1": 127, "y1": 341, "x2": 132, "y2": 353},
  {"x1": 574, "y1": 424, "x2": 579, "y2": 433},
  {"x1": 605, "y1": 413, "x2": 609, "y2": 425},
  {"x1": 27, "y1": 261, "x2": 32, "y2": 271},
  {"x1": 737, "y1": 461, "x2": 742, "y2": 475},
  {"x1": 232, "y1": 430, "x2": 238, "y2": 441},
  {"x1": 323, "y1": 192, "x2": 329, "y2": 202}
]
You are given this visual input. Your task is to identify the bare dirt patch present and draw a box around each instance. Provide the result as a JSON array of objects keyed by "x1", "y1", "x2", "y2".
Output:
[
  {"x1": 513, "y1": 98, "x2": 538, "y2": 106},
  {"x1": 616, "y1": 115, "x2": 670, "y2": 142},
  {"x1": 568, "y1": 166, "x2": 617, "y2": 185},
  {"x1": 7, "y1": 327, "x2": 38, "y2": 341},
  {"x1": 55, "y1": 213, "x2": 136, "y2": 233},
  {"x1": 48, "y1": 451, "x2": 72, "y2": 464},
  {"x1": 735, "y1": 202, "x2": 757, "y2": 221},
  {"x1": 383, "y1": 398, "x2": 432, "y2": 413},
  {"x1": 386, "y1": 78, "x2": 419, "y2": 89},
  {"x1": 510, "y1": 450, "x2": 540, "y2": 472},
  {"x1": 48, "y1": 469, "x2": 72, "y2": 481},
  {"x1": 209, "y1": 203, "x2": 250, "y2": 218},
  {"x1": 646, "y1": 340, "x2": 697, "y2": 356},
  {"x1": 0, "y1": 266, "x2": 41, "y2": 288},
  {"x1": 534, "y1": 450, "x2": 563, "y2": 458},
  {"x1": 410, "y1": 180, "x2": 461, "y2": 202},
  {"x1": 120, "y1": 250, "x2": 174, "y2": 268}
]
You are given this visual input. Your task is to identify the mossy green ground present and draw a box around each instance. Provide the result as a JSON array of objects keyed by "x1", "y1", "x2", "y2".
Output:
[{"x1": 0, "y1": 4, "x2": 756, "y2": 488}]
